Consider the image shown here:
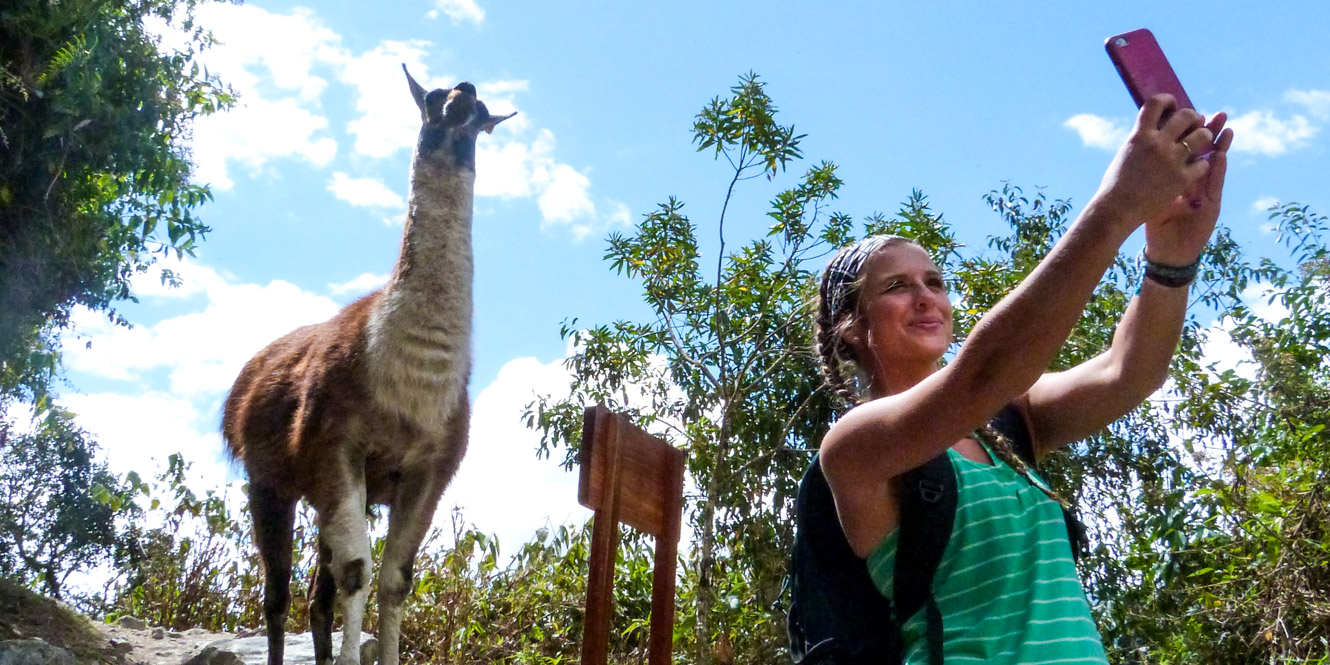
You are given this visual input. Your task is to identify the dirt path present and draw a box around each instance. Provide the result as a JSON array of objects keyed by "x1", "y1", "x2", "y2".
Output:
[{"x1": 93, "y1": 619, "x2": 238, "y2": 665}]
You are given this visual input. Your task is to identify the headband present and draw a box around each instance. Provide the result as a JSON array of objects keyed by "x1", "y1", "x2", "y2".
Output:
[{"x1": 820, "y1": 234, "x2": 907, "y2": 315}]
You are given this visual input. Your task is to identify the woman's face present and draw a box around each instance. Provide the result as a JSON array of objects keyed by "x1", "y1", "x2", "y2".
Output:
[{"x1": 850, "y1": 242, "x2": 954, "y2": 370}]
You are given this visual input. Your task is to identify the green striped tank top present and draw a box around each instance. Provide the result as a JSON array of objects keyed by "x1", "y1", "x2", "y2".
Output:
[{"x1": 867, "y1": 442, "x2": 1108, "y2": 664}]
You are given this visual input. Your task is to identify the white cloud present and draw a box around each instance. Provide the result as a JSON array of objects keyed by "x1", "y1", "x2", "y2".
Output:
[
  {"x1": 181, "y1": 4, "x2": 345, "y2": 189},
  {"x1": 607, "y1": 201, "x2": 634, "y2": 228},
  {"x1": 193, "y1": 97, "x2": 338, "y2": 190},
  {"x1": 1067, "y1": 105, "x2": 1320, "y2": 157},
  {"x1": 1252, "y1": 196, "x2": 1281, "y2": 217},
  {"x1": 60, "y1": 391, "x2": 227, "y2": 490},
  {"x1": 478, "y1": 80, "x2": 528, "y2": 97},
  {"x1": 1064, "y1": 113, "x2": 1131, "y2": 151},
  {"x1": 191, "y1": 4, "x2": 345, "y2": 102},
  {"x1": 176, "y1": 5, "x2": 599, "y2": 233},
  {"x1": 328, "y1": 172, "x2": 406, "y2": 209},
  {"x1": 329, "y1": 272, "x2": 390, "y2": 296},
  {"x1": 62, "y1": 258, "x2": 341, "y2": 397},
  {"x1": 340, "y1": 41, "x2": 438, "y2": 159},
  {"x1": 475, "y1": 129, "x2": 553, "y2": 198},
  {"x1": 127, "y1": 258, "x2": 229, "y2": 299},
  {"x1": 539, "y1": 164, "x2": 596, "y2": 224},
  {"x1": 1225, "y1": 110, "x2": 1317, "y2": 156},
  {"x1": 474, "y1": 129, "x2": 607, "y2": 235},
  {"x1": 441, "y1": 356, "x2": 585, "y2": 554},
  {"x1": 432, "y1": 0, "x2": 485, "y2": 26},
  {"x1": 1286, "y1": 89, "x2": 1330, "y2": 120}
]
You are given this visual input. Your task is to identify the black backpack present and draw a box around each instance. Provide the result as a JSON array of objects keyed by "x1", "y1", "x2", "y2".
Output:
[{"x1": 784, "y1": 403, "x2": 1088, "y2": 665}]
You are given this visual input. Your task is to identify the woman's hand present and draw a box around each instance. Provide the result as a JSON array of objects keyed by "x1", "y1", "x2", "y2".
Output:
[
  {"x1": 1092, "y1": 94, "x2": 1216, "y2": 231},
  {"x1": 1144, "y1": 112, "x2": 1235, "y2": 265}
]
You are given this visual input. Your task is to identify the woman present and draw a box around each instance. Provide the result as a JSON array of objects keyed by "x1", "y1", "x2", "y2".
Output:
[{"x1": 815, "y1": 94, "x2": 1234, "y2": 664}]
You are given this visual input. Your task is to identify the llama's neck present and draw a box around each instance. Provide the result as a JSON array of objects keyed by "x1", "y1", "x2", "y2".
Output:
[
  {"x1": 363, "y1": 158, "x2": 475, "y2": 435},
  {"x1": 389, "y1": 160, "x2": 475, "y2": 293}
]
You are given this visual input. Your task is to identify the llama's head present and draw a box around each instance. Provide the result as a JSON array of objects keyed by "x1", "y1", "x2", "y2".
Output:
[{"x1": 404, "y1": 65, "x2": 516, "y2": 172}]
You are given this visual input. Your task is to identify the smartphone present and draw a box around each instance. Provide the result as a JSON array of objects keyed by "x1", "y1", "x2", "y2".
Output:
[
  {"x1": 1105, "y1": 28, "x2": 1193, "y2": 110},
  {"x1": 1106, "y1": 28, "x2": 1209, "y2": 155}
]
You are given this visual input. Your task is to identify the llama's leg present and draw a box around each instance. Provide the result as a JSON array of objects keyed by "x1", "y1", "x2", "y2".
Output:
[
  {"x1": 309, "y1": 536, "x2": 337, "y2": 665},
  {"x1": 377, "y1": 403, "x2": 469, "y2": 665},
  {"x1": 250, "y1": 484, "x2": 297, "y2": 665},
  {"x1": 320, "y1": 476, "x2": 372, "y2": 665}
]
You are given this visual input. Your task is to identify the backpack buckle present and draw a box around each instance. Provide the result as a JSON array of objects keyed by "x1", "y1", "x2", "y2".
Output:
[{"x1": 918, "y1": 479, "x2": 944, "y2": 503}]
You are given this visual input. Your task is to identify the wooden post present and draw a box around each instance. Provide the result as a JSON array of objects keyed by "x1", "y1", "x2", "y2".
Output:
[
  {"x1": 581, "y1": 407, "x2": 622, "y2": 665},
  {"x1": 578, "y1": 405, "x2": 685, "y2": 665}
]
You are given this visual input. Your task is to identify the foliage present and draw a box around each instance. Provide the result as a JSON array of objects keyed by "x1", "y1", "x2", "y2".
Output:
[
  {"x1": 394, "y1": 515, "x2": 658, "y2": 664},
  {"x1": 105, "y1": 455, "x2": 663, "y2": 664},
  {"x1": 109, "y1": 454, "x2": 288, "y2": 632},
  {"x1": 0, "y1": 402, "x2": 138, "y2": 605},
  {"x1": 0, "y1": 0, "x2": 234, "y2": 406},
  {"x1": 1091, "y1": 202, "x2": 1330, "y2": 664}
]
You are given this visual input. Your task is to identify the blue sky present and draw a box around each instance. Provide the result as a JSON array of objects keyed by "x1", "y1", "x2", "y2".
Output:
[{"x1": 43, "y1": 0, "x2": 1329, "y2": 554}]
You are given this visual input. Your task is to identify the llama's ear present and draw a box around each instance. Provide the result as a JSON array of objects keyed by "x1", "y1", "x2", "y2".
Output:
[
  {"x1": 480, "y1": 111, "x2": 517, "y2": 135},
  {"x1": 403, "y1": 64, "x2": 428, "y2": 114}
]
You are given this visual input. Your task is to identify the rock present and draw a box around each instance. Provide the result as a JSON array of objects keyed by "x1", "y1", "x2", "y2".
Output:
[
  {"x1": 168, "y1": 632, "x2": 184, "y2": 639},
  {"x1": 183, "y1": 629, "x2": 210, "y2": 638},
  {"x1": 199, "y1": 632, "x2": 370, "y2": 665},
  {"x1": 0, "y1": 639, "x2": 76, "y2": 665},
  {"x1": 359, "y1": 638, "x2": 378, "y2": 665},
  {"x1": 234, "y1": 628, "x2": 264, "y2": 639},
  {"x1": 152, "y1": 628, "x2": 166, "y2": 640},
  {"x1": 182, "y1": 646, "x2": 243, "y2": 665},
  {"x1": 115, "y1": 616, "x2": 148, "y2": 631}
]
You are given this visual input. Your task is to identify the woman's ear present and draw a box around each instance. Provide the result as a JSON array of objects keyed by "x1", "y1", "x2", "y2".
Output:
[{"x1": 842, "y1": 320, "x2": 865, "y2": 355}]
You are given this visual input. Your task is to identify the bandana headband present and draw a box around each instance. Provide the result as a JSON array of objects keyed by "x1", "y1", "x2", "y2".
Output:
[{"x1": 820, "y1": 235, "x2": 908, "y2": 316}]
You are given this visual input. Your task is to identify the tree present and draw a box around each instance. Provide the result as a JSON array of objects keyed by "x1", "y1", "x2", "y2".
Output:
[
  {"x1": 0, "y1": 0, "x2": 233, "y2": 405},
  {"x1": 0, "y1": 405, "x2": 139, "y2": 604}
]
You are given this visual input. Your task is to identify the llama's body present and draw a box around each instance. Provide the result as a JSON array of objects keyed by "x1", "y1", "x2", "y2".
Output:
[{"x1": 222, "y1": 70, "x2": 512, "y2": 665}]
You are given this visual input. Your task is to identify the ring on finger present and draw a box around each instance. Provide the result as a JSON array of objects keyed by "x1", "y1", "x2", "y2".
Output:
[{"x1": 1180, "y1": 139, "x2": 1193, "y2": 153}]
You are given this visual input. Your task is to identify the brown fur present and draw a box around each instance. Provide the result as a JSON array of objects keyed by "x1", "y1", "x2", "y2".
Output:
[{"x1": 223, "y1": 293, "x2": 465, "y2": 509}]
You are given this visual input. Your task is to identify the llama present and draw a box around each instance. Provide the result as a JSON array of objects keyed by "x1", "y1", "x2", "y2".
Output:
[{"x1": 222, "y1": 66, "x2": 514, "y2": 665}]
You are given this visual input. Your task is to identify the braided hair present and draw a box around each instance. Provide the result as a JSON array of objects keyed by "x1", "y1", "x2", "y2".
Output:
[{"x1": 815, "y1": 234, "x2": 1071, "y2": 507}]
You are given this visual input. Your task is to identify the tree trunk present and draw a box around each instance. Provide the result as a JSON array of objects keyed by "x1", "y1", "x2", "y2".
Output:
[
  {"x1": 694, "y1": 411, "x2": 734, "y2": 665},
  {"x1": 695, "y1": 494, "x2": 716, "y2": 665}
]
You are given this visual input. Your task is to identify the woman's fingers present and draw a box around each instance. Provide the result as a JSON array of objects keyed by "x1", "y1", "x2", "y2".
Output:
[
  {"x1": 1205, "y1": 111, "x2": 1229, "y2": 141},
  {"x1": 1181, "y1": 126, "x2": 1215, "y2": 161},
  {"x1": 1138, "y1": 93, "x2": 1176, "y2": 132},
  {"x1": 1161, "y1": 106, "x2": 1204, "y2": 144},
  {"x1": 1214, "y1": 124, "x2": 1235, "y2": 153},
  {"x1": 1206, "y1": 128, "x2": 1234, "y2": 202}
]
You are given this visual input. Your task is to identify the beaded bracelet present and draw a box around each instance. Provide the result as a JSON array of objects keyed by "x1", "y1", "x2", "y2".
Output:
[{"x1": 1141, "y1": 251, "x2": 1200, "y2": 288}]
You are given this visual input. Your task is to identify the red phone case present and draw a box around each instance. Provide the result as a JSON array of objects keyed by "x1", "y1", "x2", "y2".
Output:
[{"x1": 1105, "y1": 28, "x2": 1194, "y2": 110}]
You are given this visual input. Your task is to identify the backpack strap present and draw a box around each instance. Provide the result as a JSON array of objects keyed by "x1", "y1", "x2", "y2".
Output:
[
  {"x1": 990, "y1": 401, "x2": 1037, "y2": 467},
  {"x1": 894, "y1": 452, "x2": 955, "y2": 665}
]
